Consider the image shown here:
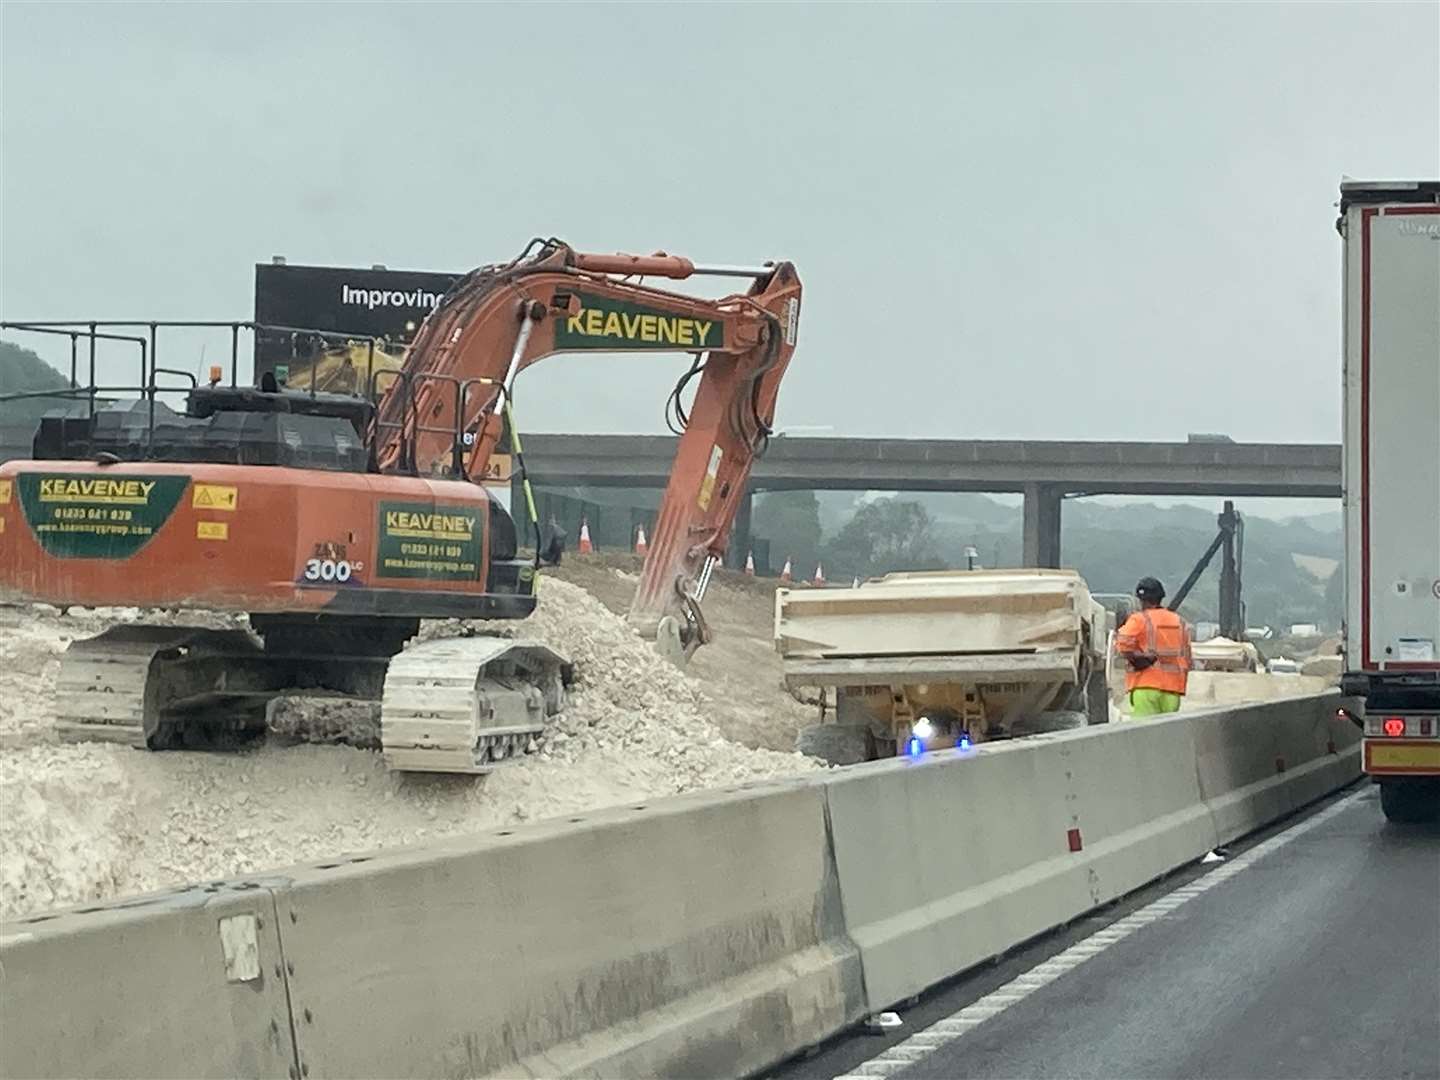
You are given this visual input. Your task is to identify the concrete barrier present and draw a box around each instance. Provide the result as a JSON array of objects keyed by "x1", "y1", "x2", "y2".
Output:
[
  {"x1": 1192, "y1": 691, "x2": 1359, "y2": 841},
  {"x1": 824, "y1": 716, "x2": 1220, "y2": 1010},
  {"x1": 0, "y1": 695, "x2": 1360, "y2": 1080},
  {"x1": 267, "y1": 780, "x2": 862, "y2": 1080},
  {"x1": 829, "y1": 693, "x2": 1359, "y2": 1011},
  {"x1": 0, "y1": 883, "x2": 295, "y2": 1079},
  {"x1": 1262, "y1": 693, "x2": 1360, "y2": 810}
]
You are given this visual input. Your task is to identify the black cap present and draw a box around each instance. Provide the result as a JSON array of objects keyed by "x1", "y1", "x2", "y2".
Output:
[{"x1": 1136, "y1": 576, "x2": 1166, "y2": 602}]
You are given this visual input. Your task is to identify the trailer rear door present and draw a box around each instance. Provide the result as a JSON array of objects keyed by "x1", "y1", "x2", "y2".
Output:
[{"x1": 1342, "y1": 184, "x2": 1440, "y2": 673}]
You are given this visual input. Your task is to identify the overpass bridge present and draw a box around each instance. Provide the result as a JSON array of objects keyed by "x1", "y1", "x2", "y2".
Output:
[
  {"x1": 520, "y1": 434, "x2": 1342, "y2": 567},
  {"x1": 0, "y1": 424, "x2": 1342, "y2": 567}
]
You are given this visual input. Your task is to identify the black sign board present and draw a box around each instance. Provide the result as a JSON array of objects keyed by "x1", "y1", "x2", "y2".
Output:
[{"x1": 252, "y1": 263, "x2": 461, "y2": 384}]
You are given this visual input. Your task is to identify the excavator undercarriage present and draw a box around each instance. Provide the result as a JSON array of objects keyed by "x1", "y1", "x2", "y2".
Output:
[{"x1": 49, "y1": 617, "x2": 570, "y2": 775}]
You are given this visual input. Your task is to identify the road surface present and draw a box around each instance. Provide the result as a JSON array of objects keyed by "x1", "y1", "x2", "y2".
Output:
[{"x1": 773, "y1": 785, "x2": 1440, "y2": 1080}]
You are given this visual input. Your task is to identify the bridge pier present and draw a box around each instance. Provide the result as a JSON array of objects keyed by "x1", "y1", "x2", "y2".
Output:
[
  {"x1": 1022, "y1": 483, "x2": 1064, "y2": 568},
  {"x1": 726, "y1": 488, "x2": 753, "y2": 569}
]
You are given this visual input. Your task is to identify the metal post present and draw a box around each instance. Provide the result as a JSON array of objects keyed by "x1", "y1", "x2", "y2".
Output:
[
  {"x1": 450, "y1": 380, "x2": 464, "y2": 477},
  {"x1": 87, "y1": 323, "x2": 97, "y2": 418},
  {"x1": 1218, "y1": 501, "x2": 1242, "y2": 639},
  {"x1": 142, "y1": 341, "x2": 154, "y2": 457},
  {"x1": 147, "y1": 324, "x2": 157, "y2": 401}
]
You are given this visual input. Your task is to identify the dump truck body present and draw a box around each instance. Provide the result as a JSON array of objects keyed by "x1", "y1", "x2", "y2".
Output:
[{"x1": 776, "y1": 568, "x2": 1108, "y2": 760}]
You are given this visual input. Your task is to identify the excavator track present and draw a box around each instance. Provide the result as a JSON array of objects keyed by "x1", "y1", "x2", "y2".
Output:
[
  {"x1": 380, "y1": 636, "x2": 570, "y2": 774},
  {"x1": 54, "y1": 625, "x2": 266, "y2": 748},
  {"x1": 54, "y1": 623, "x2": 393, "y2": 750}
]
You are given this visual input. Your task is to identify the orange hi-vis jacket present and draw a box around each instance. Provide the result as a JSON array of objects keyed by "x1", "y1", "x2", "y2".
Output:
[{"x1": 1115, "y1": 607, "x2": 1192, "y2": 694}]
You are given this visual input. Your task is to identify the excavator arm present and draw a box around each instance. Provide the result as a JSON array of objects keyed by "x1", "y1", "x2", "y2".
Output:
[{"x1": 372, "y1": 239, "x2": 802, "y2": 660}]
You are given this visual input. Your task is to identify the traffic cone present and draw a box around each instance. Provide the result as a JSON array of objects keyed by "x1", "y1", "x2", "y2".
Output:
[
  {"x1": 635, "y1": 525, "x2": 648, "y2": 556},
  {"x1": 578, "y1": 518, "x2": 593, "y2": 555},
  {"x1": 812, "y1": 563, "x2": 826, "y2": 587},
  {"x1": 744, "y1": 551, "x2": 756, "y2": 576},
  {"x1": 780, "y1": 557, "x2": 793, "y2": 583}
]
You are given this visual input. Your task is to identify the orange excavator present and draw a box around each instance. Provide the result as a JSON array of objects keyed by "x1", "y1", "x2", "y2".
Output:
[{"x1": 0, "y1": 239, "x2": 802, "y2": 772}]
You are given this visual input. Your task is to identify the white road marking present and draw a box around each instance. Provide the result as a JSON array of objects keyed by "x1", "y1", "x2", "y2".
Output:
[{"x1": 833, "y1": 789, "x2": 1365, "y2": 1080}]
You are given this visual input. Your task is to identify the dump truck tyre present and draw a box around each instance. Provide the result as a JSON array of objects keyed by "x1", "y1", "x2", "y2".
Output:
[
  {"x1": 796, "y1": 722, "x2": 873, "y2": 766},
  {"x1": 1380, "y1": 779, "x2": 1440, "y2": 824},
  {"x1": 1012, "y1": 710, "x2": 1089, "y2": 736},
  {"x1": 1085, "y1": 666, "x2": 1110, "y2": 724}
]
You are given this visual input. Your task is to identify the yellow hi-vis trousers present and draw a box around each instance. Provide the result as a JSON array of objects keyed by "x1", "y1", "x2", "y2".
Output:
[{"x1": 1129, "y1": 688, "x2": 1183, "y2": 716}]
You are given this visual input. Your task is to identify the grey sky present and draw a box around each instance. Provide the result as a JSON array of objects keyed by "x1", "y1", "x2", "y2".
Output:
[{"x1": 2, "y1": 2, "x2": 1437, "y2": 455}]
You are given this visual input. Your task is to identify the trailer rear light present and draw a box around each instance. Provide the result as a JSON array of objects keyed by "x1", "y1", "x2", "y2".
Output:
[{"x1": 1383, "y1": 717, "x2": 1405, "y2": 737}]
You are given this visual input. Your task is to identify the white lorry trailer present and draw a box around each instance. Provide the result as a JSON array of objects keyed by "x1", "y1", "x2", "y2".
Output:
[
  {"x1": 776, "y1": 568, "x2": 1110, "y2": 763},
  {"x1": 1337, "y1": 179, "x2": 1440, "y2": 823}
]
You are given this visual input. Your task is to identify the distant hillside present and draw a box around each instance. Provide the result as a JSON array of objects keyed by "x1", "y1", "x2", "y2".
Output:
[
  {"x1": 1282, "y1": 510, "x2": 1344, "y2": 534},
  {"x1": 0, "y1": 341, "x2": 69, "y2": 395},
  {"x1": 1292, "y1": 553, "x2": 1339, "y2": 581},
  {"x1": 1, "y1": 341, "x2": 74, "y2": 429}
]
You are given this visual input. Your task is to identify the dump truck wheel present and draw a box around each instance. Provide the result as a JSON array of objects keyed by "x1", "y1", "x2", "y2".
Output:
[
  {"x1": 796, "y1": 722, "x2": 873, "y2": 766},
  {"x1": 1085, "y1": 667, "x2": 1110, "y2": 724},
  {"x1": 1379, "y1": 779, "x2": 1440, "y2": 824},
  {"x1": 1010, "y1": 710, "x2": 1089, "y2": 736}
]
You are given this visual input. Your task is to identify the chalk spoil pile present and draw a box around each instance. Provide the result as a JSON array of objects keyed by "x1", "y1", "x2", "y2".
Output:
[{"x1": 0, "y1": 578, "x2": 821, "y2": 920}]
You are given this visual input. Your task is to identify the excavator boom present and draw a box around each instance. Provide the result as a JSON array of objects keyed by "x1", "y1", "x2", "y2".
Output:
[{"x1": 375, "y1": 239, "x2": 802, "y2": 658}]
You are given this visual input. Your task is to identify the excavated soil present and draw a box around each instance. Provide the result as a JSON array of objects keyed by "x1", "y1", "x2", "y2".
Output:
[
  {"x1": 545, "y1": 553, "x2": 814, "y2": 752},
  {"x1": 0, "y1": 567, "x2": 820, "y2": 921}
]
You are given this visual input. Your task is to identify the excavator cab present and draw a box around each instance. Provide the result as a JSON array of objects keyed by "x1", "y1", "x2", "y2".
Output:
[{"x1": 33, "y1": 386, "x2": 373, "y2": 471}]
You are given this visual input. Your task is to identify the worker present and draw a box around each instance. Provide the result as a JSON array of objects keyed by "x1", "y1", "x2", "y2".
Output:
[{"x1": 1115, "y1": 577, "x2": 1192, "y2": 716}]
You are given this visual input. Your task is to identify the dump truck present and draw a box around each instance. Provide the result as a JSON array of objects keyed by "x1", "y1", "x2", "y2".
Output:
[
  {"x1": 1336, "y1": 179, "x2": 1440, "y2": 823},
  {"x1": 776, "y1": 568, "x2": 1110, "y2": 763}
]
